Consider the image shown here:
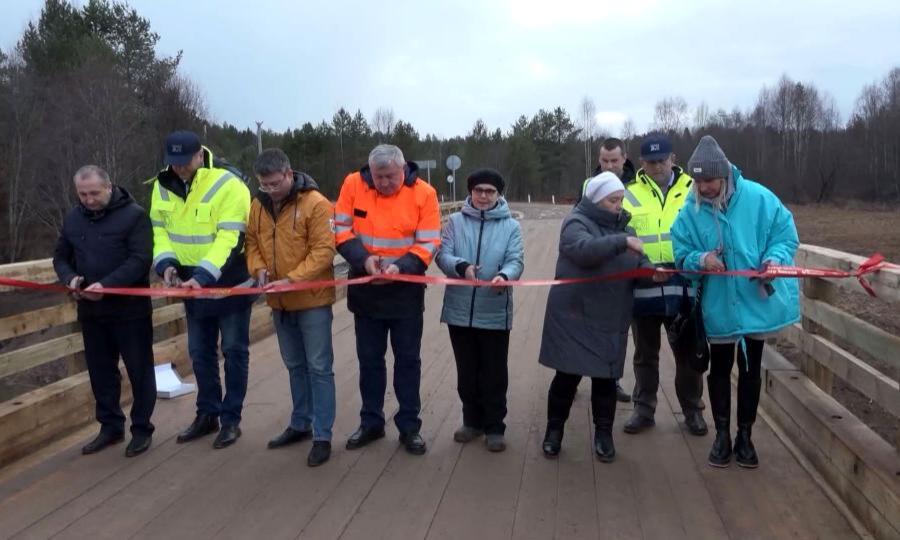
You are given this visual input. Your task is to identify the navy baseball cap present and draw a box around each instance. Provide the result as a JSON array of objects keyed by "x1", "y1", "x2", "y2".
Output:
[
  {"x1": 640, "y1": 134, "x2": 673, "y2": 161},
  {"x1": 164, "y1": 130, "x2": 202, "y2": 166}
]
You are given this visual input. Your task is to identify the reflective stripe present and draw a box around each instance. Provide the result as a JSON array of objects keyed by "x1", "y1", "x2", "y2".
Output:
[
  {"x1": 357, "y1": 233, "x2": 414, "y2": 248},
  {"x1": 634, "y1": 286, "x2": 696, "y2": 299},
  {"x1": 638, "y1": 233, "x2": 672, "y2": 243},
  {"x1": 198, "y1": 259, "x2": 222, "y2": 280},
  {"x1": 153, "y1": 252, "x2": 177, "y2": 266},
  {"x1": 158, "y1": 183, "x2": 170, "y2": 201},
  {"x1": 623, "y1": 190, "x2": 641, "y2": 207},
  {"x1": 167, "y1": 232, "x2": 216, "y2": 244},
  {"x1": 334, "y1": 212, "x2": 353, "y2": 224},
  {"x1": 414, "y1": 242, "x2": 437, "y2": 255},
  {"x1": 201, "y1": 171, "x2": 237, "y2": 203},
  {"x1": 217, "y1": 221, "x2": 247, "y2": 232},
  {"x1": 151, "y1": 219, "x2": 166, "y2": 228},
  {"x1": 415, "y1": 229, "x2": 441, "y2": 241},
  {"x1": 334, "y1": 225, "x2": 352, "y2": 233}
]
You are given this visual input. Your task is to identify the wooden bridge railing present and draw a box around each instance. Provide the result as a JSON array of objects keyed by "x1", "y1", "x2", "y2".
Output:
[
  {"x1": 0, "y1": 201, "x2": 463, "y2": 469},
  {"x1": 762, "y1": 244, "x2": 900, "y2": 540}
]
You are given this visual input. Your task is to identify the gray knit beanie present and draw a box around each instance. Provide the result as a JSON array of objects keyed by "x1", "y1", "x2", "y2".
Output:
[{"x1": 687, "y1": 135, "x2": 730, "y2": 179}]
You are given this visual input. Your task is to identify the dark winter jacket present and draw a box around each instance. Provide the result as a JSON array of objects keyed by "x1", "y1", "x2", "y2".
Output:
[
  {"x1": 53, "y1": 186, "x2": 153, "y2": 321},
  {"x1": 539, "y1": 197, "x2": 654, "y2": 378}
]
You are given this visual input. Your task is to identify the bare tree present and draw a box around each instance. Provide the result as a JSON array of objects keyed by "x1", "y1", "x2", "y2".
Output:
[
  {"x1": 579, "y1": 97, "x2": 596, "y2": 177},
  {"x1": 620, "y1": 118, "x2": 636, "y2": 143},
  {"x1": 0, "y1": 52, "x2": 42, "y2": 262},
  {"x1": 693, "y1": 101, "x2": 711, "y2": 130},
  {"x1": 653, "y1": 96, "x2": 689, "y2": 133},
  {"x1": 372, "y1": 106, "x2": 395, "y2": 141}
]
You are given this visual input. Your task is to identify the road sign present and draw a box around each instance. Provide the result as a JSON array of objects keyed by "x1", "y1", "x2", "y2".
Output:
[
  {"x1": 414, "y1": 160, "x2": 436, "y2": 169},
  {"x1": 447, "y1": 175, "x2": 454, "y2": 183},
  {"x1": 446, "y1": 155, "x2": 461, "y2": 170}
]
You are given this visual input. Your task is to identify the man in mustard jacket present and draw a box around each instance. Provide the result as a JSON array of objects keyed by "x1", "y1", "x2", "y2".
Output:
[
  {"x1": 149, "y1": 130, "x2": 252, "y2": 449},
  {"x1": 245, "y1": 148, "x2": 337, "y2": 467}
]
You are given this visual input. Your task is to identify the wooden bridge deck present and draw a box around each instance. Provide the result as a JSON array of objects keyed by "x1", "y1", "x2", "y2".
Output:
[{"x1": 0, "y1": 214, "x2": 859, "y2": 539}]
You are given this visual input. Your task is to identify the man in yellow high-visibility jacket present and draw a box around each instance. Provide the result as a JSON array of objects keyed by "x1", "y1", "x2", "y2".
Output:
[
  {"x1": 149, "y1": 130, "x2": 252, "y2": 450},
  {"x1": 622, "y1": 134, "x2": 707, "y2": 437}
]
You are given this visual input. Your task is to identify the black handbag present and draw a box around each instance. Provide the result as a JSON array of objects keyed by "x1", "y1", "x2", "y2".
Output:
[{"x1": 667, "y1": 284, "x2": 710, "y2": 373}]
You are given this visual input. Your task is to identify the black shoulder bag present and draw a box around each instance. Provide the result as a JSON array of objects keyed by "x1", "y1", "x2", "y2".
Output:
[{"x1": 666, "y1": 283, "x2": 710, "y2": 373}]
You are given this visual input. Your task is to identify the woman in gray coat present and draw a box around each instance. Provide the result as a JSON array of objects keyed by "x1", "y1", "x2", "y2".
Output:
[
  {"x1": 437, "y1": 169, "x2": 524, "y2": 453},
  {"x1": 539, "y1": 172, "x2": 664, "y2": 462}
]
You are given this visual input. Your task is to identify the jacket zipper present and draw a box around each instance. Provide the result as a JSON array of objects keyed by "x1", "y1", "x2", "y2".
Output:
[{"x1": 468, "y1": 210, "x2": 486, "y2": 327}]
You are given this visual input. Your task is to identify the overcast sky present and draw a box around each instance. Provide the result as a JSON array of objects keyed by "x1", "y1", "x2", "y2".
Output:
[{"x1": 3, "y1": 0, "x2": 899, "y2": 138}]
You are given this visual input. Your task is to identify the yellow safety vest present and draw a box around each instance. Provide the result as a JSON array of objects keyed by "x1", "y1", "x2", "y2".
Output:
[
  {"x1": 622, "y1": 167, "x2": 693, "y2": 264},
  {"x1": 148, "y1": 147, "x2": 251, "y2": 283}
]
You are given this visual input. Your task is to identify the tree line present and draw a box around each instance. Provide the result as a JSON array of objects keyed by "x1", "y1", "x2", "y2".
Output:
[{"x1": 2, "y1": 0, "x2": 898, "y2": 262}]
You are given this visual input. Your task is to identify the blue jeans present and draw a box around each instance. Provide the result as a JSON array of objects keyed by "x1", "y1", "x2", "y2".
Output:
[
  {"x1": 354, "y1": 313, "x2": 424, "y2": 434},
  {"x1": 272, "y1": 306, "x2": 336, "y2": 441},
  {"x1": 187, "y1": 306, "x2": 251, "y2": 427}
]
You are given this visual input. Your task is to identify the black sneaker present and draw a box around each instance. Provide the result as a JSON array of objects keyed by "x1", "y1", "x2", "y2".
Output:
[
  {"x1": 268, "y1": 427, "x2": 313, "y2": 449},
  {"x1": 623, "y1": 412, "x2": 655, "y2": 434},
  {"x1": 684, "y1": 410, "x2": 709, "y2": 436},
  {"x1": 81, "y1": 430, "x2": 124, "y2": 455},
  {"x1": 307, "y1": 441, "x2": 332, "y2": 467},
  {"x1": 212, "y1": 425, "x2": 241, "y2": 449},
  {"x1": 399, "y1": 432, "x2": 427, "y2": 455},
  {"x1": 176, "y1": 414, "x2": 219, "y2": 444},
  {"x1": 125, "y1": 434, "x2": 152, "y2": 457},
  {"x1": 733, "y1": 424, "x2": 759, "y2": 468}
]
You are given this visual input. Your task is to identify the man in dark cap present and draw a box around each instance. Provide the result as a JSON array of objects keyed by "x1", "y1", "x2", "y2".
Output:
[
  {"x1": 148, "y1": 130, "x2": 252, "y2": 450},
  {"x1": 622, "y1": 134, "x2": 707, "y2": 438}
]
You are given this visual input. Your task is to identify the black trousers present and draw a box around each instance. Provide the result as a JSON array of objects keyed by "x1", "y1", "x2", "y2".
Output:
[
  {"x1": 447, "y1": 325, "x2": 510, "y2": 435},
  {"x1": 709, "y1": 338, "x2": 764, "y2": 425},
  {"x1": 547, "y1": 371, "x2": 617, "y2": 432},
  {"x1": 632, "y1": 315, "x2": 705, "y2": 418},
  {"x1": 81, "y1": 317, "x2": 157, "y2": 436}
]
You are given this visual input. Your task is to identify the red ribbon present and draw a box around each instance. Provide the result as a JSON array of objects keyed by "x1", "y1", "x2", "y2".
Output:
[{"x1": 0, "y1": 254, "x2": 891, "y2": 298}]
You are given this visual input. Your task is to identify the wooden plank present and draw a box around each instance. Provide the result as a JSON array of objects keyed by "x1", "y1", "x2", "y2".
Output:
[
  {"x1": 802, "y1": 296, "x2": 900, "y2": 373},
  {"x1": 0, "y1": 258, "x2": 57, "y2": 292},
  {"x1": 783, "y1": 324, "x2": 900, "y2": 418},
  {"x1": 763, "y1": 350, "x2": 900, "y2": 538},
  {"x1": 2, "y1": 332, "x2": 288, "y2": 539},
  {"x1": 110, "y1": 286, "x2": 448, "y2": 539},
  {"x1": 0, "y1": 303, "x2": 274, "y2": 470},
  {"x1": 0, "y1": 303, "x2": 187, "y2": 380},
  {"x1": 0, "y1": 302, "x2": 77, "y2": 343},
  {"x1": 796, "y1": 244, "x2": 900, "y2": 306},
  {"x1": 0, "y1": 333, "x2": 85, "y2": 380}
]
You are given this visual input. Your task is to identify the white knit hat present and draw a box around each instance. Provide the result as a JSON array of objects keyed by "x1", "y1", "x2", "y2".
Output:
[{"x1": 583, "y1": 171, "x2": 626, "y2": 203}]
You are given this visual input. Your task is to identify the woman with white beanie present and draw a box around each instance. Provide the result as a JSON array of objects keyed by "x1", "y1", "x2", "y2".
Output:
[{"x1": 538, "y1": 171, "x2": 666, "y2": 462}]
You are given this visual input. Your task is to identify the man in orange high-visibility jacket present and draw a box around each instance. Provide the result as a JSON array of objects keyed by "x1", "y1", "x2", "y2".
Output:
[{"x1": 334, "y1": 144, "x2": 441, "y2": 456}]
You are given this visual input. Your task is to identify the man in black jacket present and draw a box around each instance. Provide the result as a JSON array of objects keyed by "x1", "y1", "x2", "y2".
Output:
[{"x1": 53, "y1": 165, "x2": 157, "y2": 457}]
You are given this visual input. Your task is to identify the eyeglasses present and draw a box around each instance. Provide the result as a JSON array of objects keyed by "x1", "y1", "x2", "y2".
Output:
[
  {"x1": 257, "y1": 172, "x2": 289, "y2": 193},
  {"x1": 472, "y1": 187, "x2": 498, "y2": 196}
]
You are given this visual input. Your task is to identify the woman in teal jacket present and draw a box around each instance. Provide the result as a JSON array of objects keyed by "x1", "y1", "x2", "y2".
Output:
[
  {"x1": 436, "y1": 169, "x2": 524, "y2": 453},
  {"x1": 671, "y1": 135, "x2": 800, "y2": 470}
]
